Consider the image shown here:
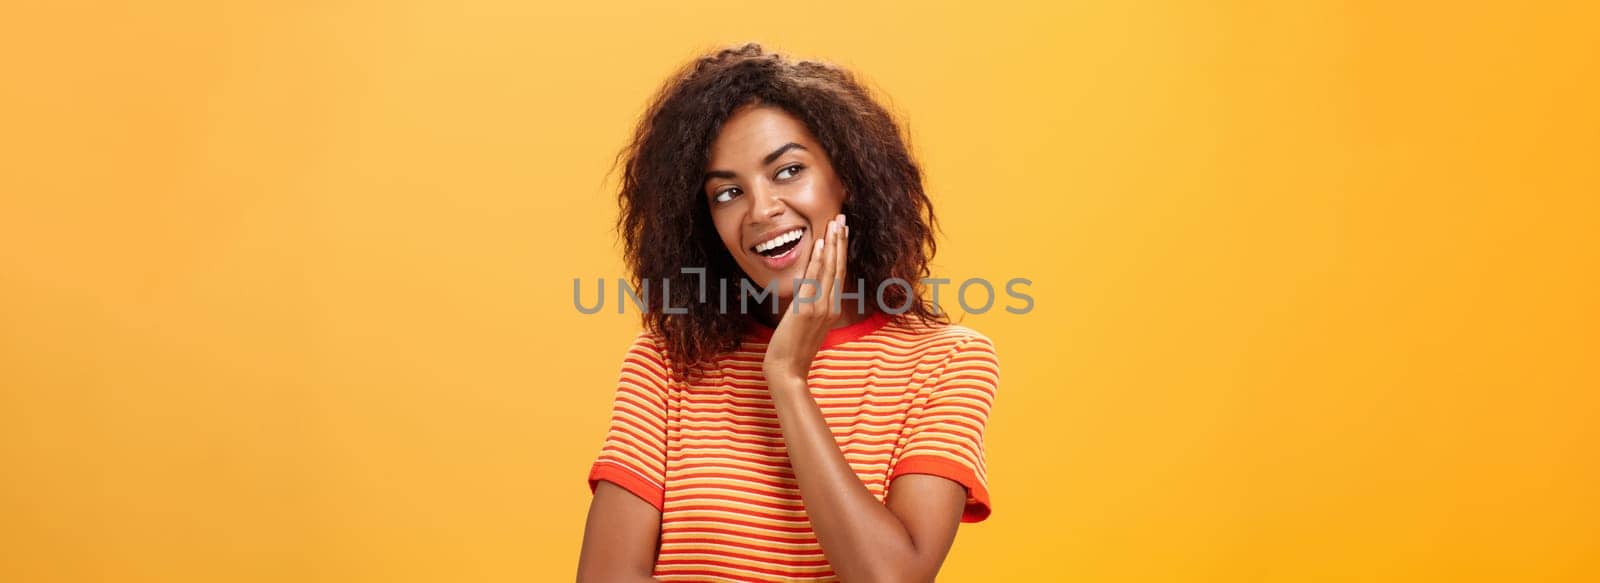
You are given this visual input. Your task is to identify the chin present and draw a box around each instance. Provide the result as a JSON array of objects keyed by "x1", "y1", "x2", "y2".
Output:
[{"x1": 745, "y1": 270, "x2": 796, "y2": 293}]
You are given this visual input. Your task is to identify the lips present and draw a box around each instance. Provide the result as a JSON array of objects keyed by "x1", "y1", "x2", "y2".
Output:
[
  {"x1": 748, "y1": 226, "x2": 807, "y2": 272},
  {"x1": 750, "y1": 226, "x2": 806, "y2": 256}
]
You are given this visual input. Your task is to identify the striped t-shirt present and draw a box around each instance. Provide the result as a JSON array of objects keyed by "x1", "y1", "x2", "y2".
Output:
[{"x1": 586, "y1": 311, "x2": 1000, "y2": 581}]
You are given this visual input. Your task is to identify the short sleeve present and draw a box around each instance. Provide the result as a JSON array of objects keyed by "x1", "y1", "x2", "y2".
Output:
[
  {"x1": 889, "y1": 332, "x2": 1000, "y2": 522},
  {"x1": 586, "y1": 331, "x2": 671, "y2": 512}
]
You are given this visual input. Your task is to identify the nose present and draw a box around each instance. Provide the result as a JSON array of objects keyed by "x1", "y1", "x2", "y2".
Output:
[{"x1": 748, "y1": 183, "x2": 786, "y2": 223}]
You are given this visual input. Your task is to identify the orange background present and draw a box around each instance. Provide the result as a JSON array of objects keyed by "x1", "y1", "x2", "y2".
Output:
[{"x1": 2, "y1": 1, "x2": 1597, "y2": 581}]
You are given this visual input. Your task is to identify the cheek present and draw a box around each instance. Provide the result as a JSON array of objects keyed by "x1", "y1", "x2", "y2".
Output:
[
  {"x1": 796, "y1": 183, "x2": 846, "y2": 223},
  {"x1": 785, "y1": 179, "x2": 840, "y2": 215}
]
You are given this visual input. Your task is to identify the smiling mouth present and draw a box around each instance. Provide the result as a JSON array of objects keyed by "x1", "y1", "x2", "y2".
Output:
[{"x1": 750, "y1": 227, "x2": 806, "y2": 257}]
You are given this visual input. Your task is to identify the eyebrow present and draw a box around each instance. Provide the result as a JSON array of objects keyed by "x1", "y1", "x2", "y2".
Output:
[{"x1": 704, "y1": 142, "x2": 809, "y2": 181}]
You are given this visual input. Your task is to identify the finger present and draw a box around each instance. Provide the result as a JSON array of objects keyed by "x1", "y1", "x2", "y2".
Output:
[
  {"x1": 834, "y1": 219, "x2": 848, "y2": 298},
  {"x1": 796, "y1": 237, "x2": 824, "y2": 311},
  {"x1": 830, "y1": 216, "x2": 847, "y2": 315},
  {"x1": 816, "y1": 216, "x2": 840, "y2": 316}
]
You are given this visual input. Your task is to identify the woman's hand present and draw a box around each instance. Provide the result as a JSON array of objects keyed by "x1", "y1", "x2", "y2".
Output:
[
  {"x1": 762, "y1": 214, "x2": 848, "y2": 385},
  {"x1": 757, "y1": 213, "x2": 966, "y2": 582}
]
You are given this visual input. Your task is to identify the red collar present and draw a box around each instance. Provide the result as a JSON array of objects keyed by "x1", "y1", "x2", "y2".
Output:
[{"x1": 745, "y1": 311, "x2": 892, "y2": 348}]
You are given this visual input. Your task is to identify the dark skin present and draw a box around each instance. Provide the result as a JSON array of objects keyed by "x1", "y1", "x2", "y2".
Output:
[{"x1": 577, "y1": 105, "x2": 968, "y2": 583}]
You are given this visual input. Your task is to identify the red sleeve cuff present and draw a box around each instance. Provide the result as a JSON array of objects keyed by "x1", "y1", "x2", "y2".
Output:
[
  {"x1": 891, "y1": 455, "x2": 992, "y2": 523},
  {"x1": 587, "y1": 461, "x2": 665, "y2": 512}
]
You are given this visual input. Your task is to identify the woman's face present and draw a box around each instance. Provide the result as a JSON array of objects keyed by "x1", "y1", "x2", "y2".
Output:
[{"x1": 704, "y1": 104, "x2": 847, "y2": 299}]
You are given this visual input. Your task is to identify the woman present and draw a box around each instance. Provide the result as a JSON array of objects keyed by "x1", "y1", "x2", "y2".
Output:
[{"x1": 578, "y1": 43, "x2": 1000, "y2": 582}]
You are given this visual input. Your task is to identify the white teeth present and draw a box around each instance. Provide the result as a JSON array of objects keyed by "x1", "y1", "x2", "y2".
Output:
[{"x1": 754, "y1": 228, "x2": 804, "y2": 253}]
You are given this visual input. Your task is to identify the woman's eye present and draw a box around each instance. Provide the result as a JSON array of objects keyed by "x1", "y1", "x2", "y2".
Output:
[
  {"x1": 712, "y1": 188, "x2": 740, "y2": 203},
  {"x1": 776, "y1": 164, "x2": 804, "y2": 180}
]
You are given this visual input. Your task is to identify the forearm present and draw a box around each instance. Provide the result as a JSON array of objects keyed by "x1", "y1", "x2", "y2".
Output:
[{"x1": 768, "y1": 376, "x2": 925, "y2": 583}]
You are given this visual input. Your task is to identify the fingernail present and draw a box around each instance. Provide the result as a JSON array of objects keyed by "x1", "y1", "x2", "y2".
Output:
[
  {"x1": 840, "y1": 214, "x2": 847, "y2": 227},
  {"x1": 829, "y1": 221, "x2": 838, "y2": 235}
]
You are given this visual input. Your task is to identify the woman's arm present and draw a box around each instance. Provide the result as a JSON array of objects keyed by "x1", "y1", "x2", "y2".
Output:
[
  {"x1": 768, "y1": 376, "x2": 968, "y2": 583},
  {"x1": 576, "y1": 482, "x2": 663, "y2": 583},
  {"x1": 763, "y1": 215, "x2": 969, "y2": 582}
]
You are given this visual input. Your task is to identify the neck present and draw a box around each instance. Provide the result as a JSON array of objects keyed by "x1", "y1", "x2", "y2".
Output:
[{"x1": 758, "y1": 294, "x2": 873, "y2": 329}]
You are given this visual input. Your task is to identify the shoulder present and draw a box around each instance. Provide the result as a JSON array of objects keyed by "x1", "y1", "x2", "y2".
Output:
[
  {"x1": 618, "y1": 328, "x2": 675, "y2": 384},
  {"x1": 626, "y1": 328, "x2": 668, "y2": 352},
  {"x1": 874, "y1": 316, "x2": 999, "y2": 365}
]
